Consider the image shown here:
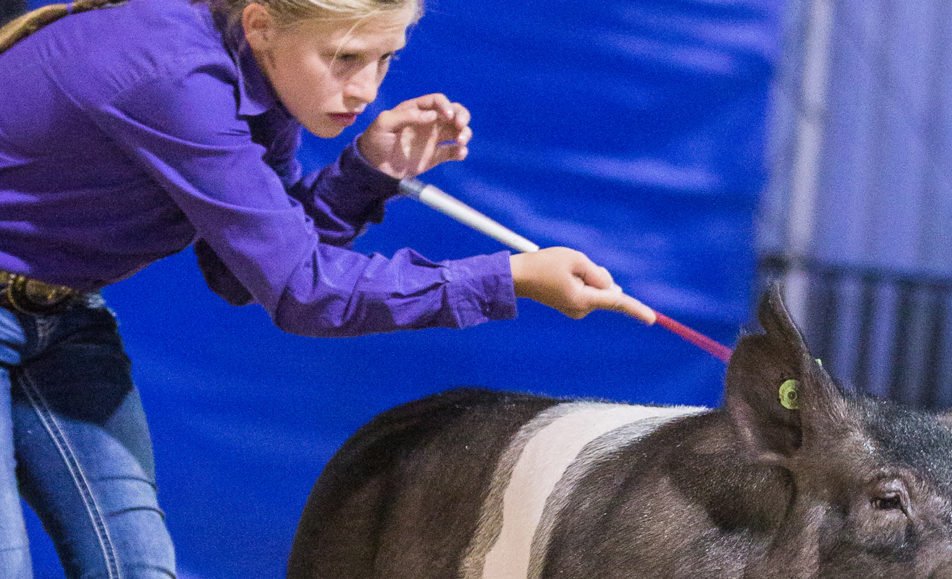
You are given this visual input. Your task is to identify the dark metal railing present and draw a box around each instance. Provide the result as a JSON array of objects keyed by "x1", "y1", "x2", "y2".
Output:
[{"x1": 759, "y1": 254, "x2": 952, "y2": 409}]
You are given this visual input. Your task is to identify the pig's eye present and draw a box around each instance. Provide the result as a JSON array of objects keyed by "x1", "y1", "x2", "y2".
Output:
[{"x1": 872, "y1": 493, "x2": 903, "y2": 511}]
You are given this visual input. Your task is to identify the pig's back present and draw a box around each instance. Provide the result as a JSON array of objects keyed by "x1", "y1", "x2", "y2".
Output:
[
  {"x1": 288, "y1": 388, "x2": 711, "y2": 578},
  {"x1": 462, "y1": 400, "x2": 709, "y2": 578},
  {"x1": 288, "y1": 388, "x2": 561, "y2": 578}
]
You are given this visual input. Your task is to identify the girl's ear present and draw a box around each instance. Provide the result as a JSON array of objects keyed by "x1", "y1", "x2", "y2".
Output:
[{"x1": 241, "y1": 2, "x2": 275, "y2": 51}]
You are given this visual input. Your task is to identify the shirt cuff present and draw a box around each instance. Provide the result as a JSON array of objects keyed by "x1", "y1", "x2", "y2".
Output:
[
  {"x1": 443, "y1": 251, "x2": 518, "y2": 328},
  {"x1": 320, "y1": 139, "x2": 401, "y2": 223}
]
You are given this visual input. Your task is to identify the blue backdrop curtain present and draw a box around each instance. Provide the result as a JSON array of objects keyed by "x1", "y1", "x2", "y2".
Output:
[
  {"x1": 20, "y1": 0, "x2": 782, "y2": 576},
  {"x1": 761, "y1": 0, "x2": 952, "y2": 409}
]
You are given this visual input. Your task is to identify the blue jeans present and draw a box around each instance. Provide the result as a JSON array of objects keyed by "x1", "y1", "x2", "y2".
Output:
[{"x1": 0, "y1": 300, "x2": 175, "y2": 578}]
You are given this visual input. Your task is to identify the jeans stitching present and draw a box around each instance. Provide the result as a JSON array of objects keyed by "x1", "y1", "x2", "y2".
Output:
[
  {"x1": 16, "y1": 370, "x2": 123, "y2": 579},
  {"x1": 32, "y1": 316, "x2": 56, "y2": 353}
]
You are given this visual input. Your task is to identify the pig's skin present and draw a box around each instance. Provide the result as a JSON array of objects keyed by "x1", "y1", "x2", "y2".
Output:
[{"x1": 288, "y1": 286, "x2": 952, "y2": 578}]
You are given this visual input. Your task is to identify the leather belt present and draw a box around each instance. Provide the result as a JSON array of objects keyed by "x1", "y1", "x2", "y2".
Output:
[{"x1": 0, "y1": 271, "x2": 82, "y2": 315}]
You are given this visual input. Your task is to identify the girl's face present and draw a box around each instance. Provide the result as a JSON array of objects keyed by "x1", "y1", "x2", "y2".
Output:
[{"x1": 243, "y1": 5, "x2": 412, "y2": 137}]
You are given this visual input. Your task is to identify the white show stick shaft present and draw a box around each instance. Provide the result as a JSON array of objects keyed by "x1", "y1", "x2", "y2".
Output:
[
  {"x1": 398, "y1": 177, "x2": 668, "y2": 330},
  {"x1": 399, "y1": 178, "x2": 540, "y2": 254}
]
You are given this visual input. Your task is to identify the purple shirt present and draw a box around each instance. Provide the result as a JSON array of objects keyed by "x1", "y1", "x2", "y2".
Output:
[{"x1": 0, "y1": 0, "x2": 516, "y2": 336}]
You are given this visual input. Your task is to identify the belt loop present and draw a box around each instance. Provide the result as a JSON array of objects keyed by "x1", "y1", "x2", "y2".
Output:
[{"x1": 66, "y1": 2, "x2": 74, "y2": 14}]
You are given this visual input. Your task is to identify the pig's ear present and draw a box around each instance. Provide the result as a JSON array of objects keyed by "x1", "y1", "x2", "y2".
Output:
[{"x1": 725, "y1": 283, "x2": 846, "y2": 466}]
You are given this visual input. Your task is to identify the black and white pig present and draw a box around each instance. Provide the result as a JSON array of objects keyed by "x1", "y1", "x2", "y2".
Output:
[{"x1": 287, "y1": 286, "x2": 952, "y2": 578}]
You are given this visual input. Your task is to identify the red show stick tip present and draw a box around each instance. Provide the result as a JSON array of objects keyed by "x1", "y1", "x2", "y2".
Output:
[{"x1": 654, "y1": 312, "x2": 733, "y2": 363}]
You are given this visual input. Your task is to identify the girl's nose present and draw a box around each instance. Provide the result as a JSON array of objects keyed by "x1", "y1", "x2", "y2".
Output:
[{"x1": 345, "y1": 64, "x2": 380, "y2": 105}]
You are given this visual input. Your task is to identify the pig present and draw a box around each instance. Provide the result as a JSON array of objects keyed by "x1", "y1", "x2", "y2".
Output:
[{"x1": 287, "y1": 285, "x2": 952, "y2": 578}]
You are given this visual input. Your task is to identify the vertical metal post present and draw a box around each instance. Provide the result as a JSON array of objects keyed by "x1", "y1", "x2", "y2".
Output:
[{"x1": 784, "y1": 0, "x2": 835, "y2": 324}]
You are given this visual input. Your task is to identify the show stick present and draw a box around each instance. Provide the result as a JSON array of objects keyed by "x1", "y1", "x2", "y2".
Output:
[{"x1": 398, "y1": 177, "x2": 734, "y2": 363}]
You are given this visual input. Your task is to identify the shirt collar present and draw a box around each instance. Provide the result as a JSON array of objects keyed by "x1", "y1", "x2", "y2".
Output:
[{"x1": 218, "y1": 13, "x2": 278, "y2": 117}]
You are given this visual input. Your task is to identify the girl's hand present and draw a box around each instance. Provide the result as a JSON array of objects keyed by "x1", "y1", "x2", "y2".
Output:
[
  {"x1": 357, "y1": 93, "x2": 471, "y2": 179},
  {"x1": 509, "y1": 247, "x2": 657, "y2": 324}
]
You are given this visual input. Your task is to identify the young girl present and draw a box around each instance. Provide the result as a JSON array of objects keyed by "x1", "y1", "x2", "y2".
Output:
[{"x1": 0, "y1": 0, "x2": 653, "y2": 575}]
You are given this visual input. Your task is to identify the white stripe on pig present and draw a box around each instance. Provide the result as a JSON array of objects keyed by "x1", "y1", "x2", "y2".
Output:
[{"x1": 461, "y1": 402, "x2": 707, "y2": 578}]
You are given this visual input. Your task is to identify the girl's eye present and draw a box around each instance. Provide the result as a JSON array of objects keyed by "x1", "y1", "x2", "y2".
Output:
[{"x1": 331, "y1": 54, "x2": 362, "y2": 74}]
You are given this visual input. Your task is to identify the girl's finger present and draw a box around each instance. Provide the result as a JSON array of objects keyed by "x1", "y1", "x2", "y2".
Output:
[
  {"x1": 449, "y1": 102, "x2": 471, "y2": 129},
  {"x1": 434, "y1": 143, "x2": 468, "y2": 163},
  {"x1": 399, "y1": 93, "x2": 456, "y2": 119},
  {"x1": 436, "y1": 124, "x2": 472, "y2": 147},
  {"x1": 579, "y1": 264, "x2": 614, "y2": 290},
  {"x1": 372, "y1": 107, "x2": 439, "y2": 133}
]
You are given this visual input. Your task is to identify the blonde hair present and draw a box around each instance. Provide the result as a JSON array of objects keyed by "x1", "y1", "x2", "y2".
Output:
[
  {"x1": 0, "y1": 0, "x2": 422, "y2": 55},
  {"x1": 207, "y1": 0, "x2": 423, "y2": 31},
  {"x1": 0, "y1": 0, "x2": 124, "y2": 53}
]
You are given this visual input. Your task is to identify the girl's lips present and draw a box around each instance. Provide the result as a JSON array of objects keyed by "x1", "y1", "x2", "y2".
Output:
[{"x1": 328, "y1": 113, "x2": 358, "y2": 126}]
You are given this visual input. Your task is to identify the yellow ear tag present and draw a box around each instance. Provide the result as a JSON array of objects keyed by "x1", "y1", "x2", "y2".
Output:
[{"x1": 779, "y1": 379, "x2": 800, "y2": 410}]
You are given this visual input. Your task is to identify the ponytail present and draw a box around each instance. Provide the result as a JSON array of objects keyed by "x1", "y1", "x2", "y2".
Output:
[{"x1": 0, "y1": 0, "x2": 125, "y2": 54}]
